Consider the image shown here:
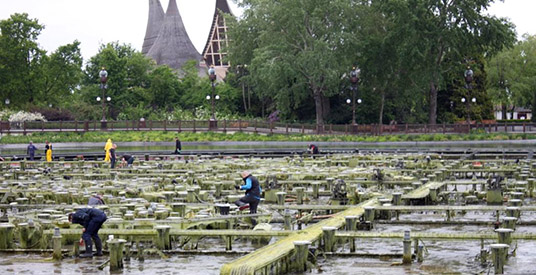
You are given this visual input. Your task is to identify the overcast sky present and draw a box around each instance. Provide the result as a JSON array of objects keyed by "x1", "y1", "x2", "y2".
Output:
[{"x1": 0, "y1": 0, "x2": 534, "y2": 62}]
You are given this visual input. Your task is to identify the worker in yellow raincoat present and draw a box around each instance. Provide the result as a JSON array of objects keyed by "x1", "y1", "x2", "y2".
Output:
[
  {"x1": 104, "y1": 139, "x2": 113, "y2": 162},
  {"x1": 45, "y1": 141, "x2": 53, "y2": 162}
]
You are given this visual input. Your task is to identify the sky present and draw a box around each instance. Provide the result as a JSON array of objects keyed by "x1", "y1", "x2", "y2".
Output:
[{"x1": 0, "y1": 0, "x2": 534, "y2": 62}]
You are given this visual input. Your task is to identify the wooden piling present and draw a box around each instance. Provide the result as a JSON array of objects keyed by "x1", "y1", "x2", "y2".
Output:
[
  {"x1": 490, "y1": 243, "x2": 509, "y2": 274},
  {"x1": 322, "y1": 226, "x2": 337, "y2": 252},
  {"x1": 52, "y1": 228, "x2": 62, "y2": 260},
  {"x1": 311, "y1": 183, "x2": 320, "y2": 199},
  {"x1": 155, "y1": 225, "x2": 171, "y2": 250},
  {"x1": 496, "y1": 228, "x2": 513, "y2": 245},
  {"x1": 293, "y1": 241, "x2": 311, "y2": 272},
  {"x1": 403, "y1": 230, "x2": 412, "y2": 264},
  {"x1": 0, "y1": 223, "x2": 15, "y2": 249},
  {"x1": 295, "y1": 187, "x2": 305, "y2": 205},
  {"x1": 345, "y1": 216, "x2": 357, "y2": 252},
  {"x1": 276, "y1": 192, "x2": 286, "y2": 206},
  {"x1": 108, "y1": 238, "x2": 127, "y2": 271}
]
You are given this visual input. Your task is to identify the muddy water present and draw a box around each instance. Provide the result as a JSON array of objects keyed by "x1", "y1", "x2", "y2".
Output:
[{"x1": 0, "y1": 253, "x2": 241, "y2": 275}]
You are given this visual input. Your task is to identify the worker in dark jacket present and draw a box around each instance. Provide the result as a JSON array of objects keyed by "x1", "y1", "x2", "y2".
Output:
[
  {"x1": 234, "y1": 171, "x2": 262, "y2": 214},
  {"x1": 68, "y1": 208, "x2": 107, "y2": 258},
  {"x1": 307, "y1": 144, "x2": 319, "y2": 154},
  {"x1": 27, "y1": 141, "x2": 37, "y2": 160}
]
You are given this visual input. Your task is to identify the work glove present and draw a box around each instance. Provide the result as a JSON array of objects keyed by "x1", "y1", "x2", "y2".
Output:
[{"x1": 234, "y1": 185, "x2": 240, "y2": 190}]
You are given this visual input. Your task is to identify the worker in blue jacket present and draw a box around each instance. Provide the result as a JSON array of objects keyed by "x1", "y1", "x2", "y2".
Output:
[
  {"x1": 68, "y1": 208, "x2": 107, "y2": 258},
  {"x1": 234, "y1": 171, "x2": 262, "y2": 214}
]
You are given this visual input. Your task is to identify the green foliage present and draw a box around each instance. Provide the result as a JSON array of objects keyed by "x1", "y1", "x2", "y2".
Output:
[
  {"x1": 2, "y1": 130, "x2": 536, "y2": 144},
  {"x1": 487, "y1": 35, "x2": 536, "y2": 121}
]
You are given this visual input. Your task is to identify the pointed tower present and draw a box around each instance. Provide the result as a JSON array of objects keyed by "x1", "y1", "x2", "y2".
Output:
[
  {"x1": 142, "y1": 0, "x2": 165, "y2": 54},
  {"x1": 147, "y1": 0, "x2": 202, "y2": 71},
  {"x1": 202, "y1": 0, "x2": 233, "y2": 78}
]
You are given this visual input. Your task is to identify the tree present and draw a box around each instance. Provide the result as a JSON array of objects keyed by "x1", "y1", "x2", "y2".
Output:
[
  {"x1": 40, "y1": 41, "x2": 83, "y2": 108},
  {"x1": 389, "y1": 0, "x2": 515, "y2": 124},
  {"x1": 487, "y1": 35, "x2": 536, "y2": 121},
  {"x1": 0, "y1": 13, "x2": 44, "y2": 107},
  {"x1": 229, "y1": 0, "x2": 360, "y2": 130}
]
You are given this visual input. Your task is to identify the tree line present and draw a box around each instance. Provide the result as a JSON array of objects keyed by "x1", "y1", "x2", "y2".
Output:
[{"x1": 1, "y1": 1, "x2": 534, "y2": 126}]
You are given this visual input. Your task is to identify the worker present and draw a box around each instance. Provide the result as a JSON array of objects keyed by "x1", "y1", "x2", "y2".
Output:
[
  {"x1": 88, "y1": 194, "x2": 105, "y2": 206},
  {"x1": 307, "y1": 144, "x2": 319, "y2": 154},
  {"x1": 45, "y1": 141, "x2": 53, "y2": 162},
  {"x1": 234, "y1": 171, "x2": 262, "y2": 214},
  {"x1": 104, "y1": 139, "x2": 113, "y2": 162},
  {"x1": 68, "y1": 208, "x2": 107, "y2": 258}
]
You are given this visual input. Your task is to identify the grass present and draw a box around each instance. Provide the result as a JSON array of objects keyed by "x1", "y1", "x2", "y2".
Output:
[{"x1": 1, "y1": 131, "x2": 536, "y2": 144}]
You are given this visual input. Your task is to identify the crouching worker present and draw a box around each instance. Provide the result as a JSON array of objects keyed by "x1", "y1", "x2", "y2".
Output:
[
  {"x1": 68, "y1": 208, "x2": 107, "y2": 258},
  {"x1": 234, "y1": 171, "x2": 262, "y2": 214}
]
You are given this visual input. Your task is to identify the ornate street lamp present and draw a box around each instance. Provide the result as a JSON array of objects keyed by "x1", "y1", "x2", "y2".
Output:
[
  {"x1": 208, "y1": 65, "x2": 218, "y2": 130},
  {"x1": 348, "y1": 66, "x2": 361, "y2": 126},
  {"x1": 99, "y1": 67, "x2": 109, "y2": 129},
  {"x1": 464, "y1": 66, "x2": 474, "y2": 124}
]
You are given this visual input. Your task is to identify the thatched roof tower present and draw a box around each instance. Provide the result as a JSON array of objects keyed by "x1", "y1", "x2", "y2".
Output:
[
  {"x1": 142, "y1": 0, "x2": 165, "y2": 55},
  {"x1": 147, "y1": 0, "x2": 202, "y2": 71}
]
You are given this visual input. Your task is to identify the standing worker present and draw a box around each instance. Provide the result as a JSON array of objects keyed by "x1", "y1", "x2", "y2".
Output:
[
  {"x1": 45, "y1": 141, "x2": 53, "y2": 162},
  {"x1": 27, "y1": 141, "x2": 37, "y2": 161},
  {"x1": 104, "y1": 139, "x2": 113, "y2": 162},
  {"x1": 234, "y1": 171, "x2": 262, "y2": 214},
  {"x1": 174, "y1": 137, "x2": 182, "y2": 154},
  {"x1": 68, "y1": 208, "x2": 107, "y2": 258},
  {"x1": 109, "y1": 144, "x2": 117, "y2": 168}
]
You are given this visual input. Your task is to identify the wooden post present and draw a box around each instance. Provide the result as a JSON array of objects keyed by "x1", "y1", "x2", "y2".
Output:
[
  {"x1": 155, "y1": 225, "x2": 171, "y2": 250},
  {"x1": 417, "y1": 244, "x2": 424, "y2": 262},
  {"x1": 225, "y1": 236, "x2": 232, "y2": 251},
  {"x1": 53, "y1": 227, "x2": 62, "y2": 260},
  {"x1": 496, "y1": 228, "x2": 513, "y2": 245},
  {"x1": 293, "y1": 241, "x2": 311, "y2": 272},
  {"x1": 322, "y1": 226, "x2": 337, "y2": 252},
  {"x1": 364, "y1": 206, "x2": 375, "y2": 222},
  {"x1": 108, "y1": 238, "x2": 127, "y2": 271},
  {"x1": 311, "y1": 183, "x2": 320, "y2": 199},
  {"x1": 345, "y1": 216, "x2": 357, "y2": 253},
  {"x1": 403, "y1": 230, "x2": 412, "y2": 264},
  {"x1": 276, "y1": 192, "x2": 286, "y2": 206},
  {"x1": 0, "y1": 223, "x2": 15, "y2": 249},
  {"x1": 171, "y1": 203, "x2": 186, "y2": 217},
  {"x1": 295, "y1": 187, "x2": 305, "y2": 205},
  {"x1": 502, "y1": 217, "x2": 517, "y2": 230},
  {"x1": 284, "y1": 210, "x2": 292, "y2": 230},
  {"x1": 491, "y1": 243, "x2": 509, "y2": 274}
]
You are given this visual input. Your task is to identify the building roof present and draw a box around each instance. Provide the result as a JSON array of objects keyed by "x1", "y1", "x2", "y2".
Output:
[
  {"x1": 202, "y1": 0, "x2": 233, "y2": 68},
  {"x1": 142, "y1": 0, "x2": 165, "y2": 55},
  {"x1": 146, "y1": 0, "x2": 202, "y2": 71}
]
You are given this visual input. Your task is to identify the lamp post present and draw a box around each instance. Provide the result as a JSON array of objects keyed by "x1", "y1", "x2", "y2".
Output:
[
  {"x1": 464, "y1": 66, "x2": 474, "y2": 124},
  {"x1": 208, "y1": 65, "x2": 217, "y2": 129},
  {"x1": 99, "y1": 67, "x2": 108, "y2": 129},
  {"x1": 348, "y1": 66, "x2": 361, "y2": 131}
]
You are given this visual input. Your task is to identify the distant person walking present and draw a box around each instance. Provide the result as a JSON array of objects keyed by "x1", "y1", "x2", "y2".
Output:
[
  {"x1": 45, "y1": 141, "x2": 53, "y2": 162},
  {"x1": 27, "y1": 141, "x2": 37, "y2": 161},
  {"x1": 104, "y1": 139, "x2": 113, "y2": 162},
  {"x1": 174, "y1": 137, "x2": 182, "y2": 154},
  {"x1": 109, "y1": 144, "x2": 117, "y2": 168}
]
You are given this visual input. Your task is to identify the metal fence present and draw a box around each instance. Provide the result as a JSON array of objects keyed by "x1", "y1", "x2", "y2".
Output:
[{"x1": 0, "y1": 120, "x2": 535, "y2": 135}]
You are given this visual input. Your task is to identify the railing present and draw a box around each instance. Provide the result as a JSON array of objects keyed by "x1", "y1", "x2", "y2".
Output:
[{"x1": 0, "y1": 120, "x2": 535, "y2": 135}]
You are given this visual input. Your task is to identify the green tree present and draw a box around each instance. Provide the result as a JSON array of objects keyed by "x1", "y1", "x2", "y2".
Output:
[
  {"x1": 229, "y1": 0, "x2": 359, "y2": 129},
  {"x1": 389, "y1": 0, "x2": 515, "y2": 124},
  {"x1": 0, "y1": 13, "x2": 44, "y2": 107},
  {"x1": 40, "y1": 41, "x2": 83, "y2": 108},
  {"x1": 487, "y1": 35, "x2": 536, "y2": 121}
]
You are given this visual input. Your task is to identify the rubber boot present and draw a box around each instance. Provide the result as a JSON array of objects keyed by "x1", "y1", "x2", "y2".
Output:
[
  {"x1": 79, "y1": 242, "x2": 93, "y2": 258},
  {"x1": 93, "y1": 237, "x2": 103, "y2": 256}
]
